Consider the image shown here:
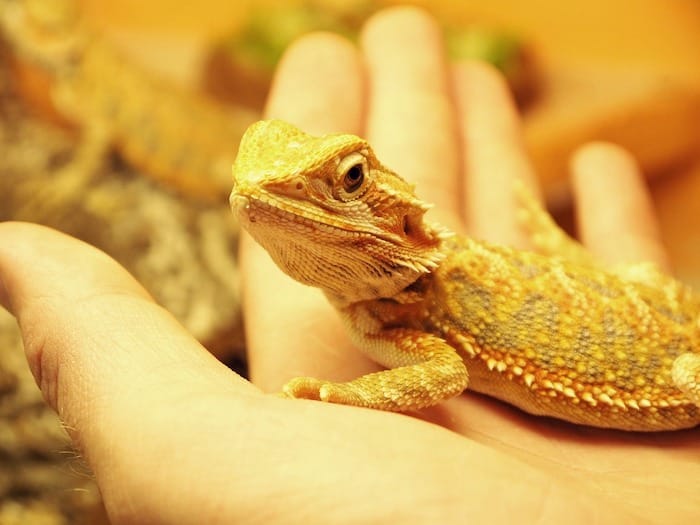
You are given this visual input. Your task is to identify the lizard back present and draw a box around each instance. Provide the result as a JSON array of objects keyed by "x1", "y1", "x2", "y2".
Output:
[
  {"x1": 231, "y1": 119, "x2": 700, "y2": 431},
  {"x1": 417, "y1": 235, "x2": 700, "y2": 430}
]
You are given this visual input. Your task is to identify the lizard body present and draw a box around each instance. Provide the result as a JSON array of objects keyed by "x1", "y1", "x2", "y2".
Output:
[
  {"x1": 0, "y1": 0, "x2": 257, "y2": 202},
  {"x1": 231, "y1": 119, "x2": 700, "y2": 431}
]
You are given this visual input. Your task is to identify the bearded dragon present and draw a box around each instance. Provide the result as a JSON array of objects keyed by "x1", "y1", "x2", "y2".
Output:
[
  {"x1": 0, "y1": 0, "x2": 256, "y2": 203},
  {"x1": 230, "y1": 119, "x2": 700, "y2": 431}
]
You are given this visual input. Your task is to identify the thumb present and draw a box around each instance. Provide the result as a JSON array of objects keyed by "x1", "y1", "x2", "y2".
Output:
[{"x1": 0, "y1": 222, "x2": 257, "y2": 520}]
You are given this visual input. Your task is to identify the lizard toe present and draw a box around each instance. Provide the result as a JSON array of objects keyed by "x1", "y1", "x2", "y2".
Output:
[
  {"x1": 671, "y1": 352, "x2": 700, "y2": 406},
  {"x1": 282, "y1": 376, "x2": 326, "y2": 401}
]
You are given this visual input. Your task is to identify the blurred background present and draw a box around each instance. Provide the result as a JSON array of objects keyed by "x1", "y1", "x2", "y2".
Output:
[
  {"x1": 0, "y1": 0, "x2": 699, "y2": 522},
  {"x1": 80, "y1": 0, "x2": 700, "y2": 282}
]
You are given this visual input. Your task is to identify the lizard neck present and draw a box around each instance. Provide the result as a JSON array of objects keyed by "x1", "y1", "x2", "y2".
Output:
[{"x1": 322, "y1": 264, "x2": 429, "y2": 308}]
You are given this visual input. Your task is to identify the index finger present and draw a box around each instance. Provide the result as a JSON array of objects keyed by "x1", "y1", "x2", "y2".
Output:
[
  {"x1": 571, "y1": 142, "x2": 670, "y2": 270},
  {"x1": 361, "y1": 7, "x2": 461, "y2": 229},
  {"x1": 240, "y1": 33, "x2": 378, "y2": 392},
  {"x1": 452, "y1": 61, "x2": 540, "y2": 247}
]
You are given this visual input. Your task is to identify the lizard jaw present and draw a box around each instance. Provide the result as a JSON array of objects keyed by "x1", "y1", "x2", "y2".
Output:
[{"x1": 230, "y1": 189, "x2": 443, "y2": 303}]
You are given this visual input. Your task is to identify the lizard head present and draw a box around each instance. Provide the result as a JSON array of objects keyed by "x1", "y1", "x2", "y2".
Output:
[
  {"x1": 0, "y1": 0, "x2": 86, "y2": 68},
  {"x1": 230, "y1": 119, "x2": 450, "y2": 305}
]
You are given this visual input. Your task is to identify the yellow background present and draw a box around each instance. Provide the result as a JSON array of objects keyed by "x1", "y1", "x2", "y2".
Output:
[
  {"x1": 79, "y1": 0, "x2": 700, "y2": 77},
  {"x1": 75, "y1": 0, "x2": 700, "y2": 285}
]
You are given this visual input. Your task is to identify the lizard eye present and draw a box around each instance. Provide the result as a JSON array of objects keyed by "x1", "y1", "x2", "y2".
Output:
[
  {"x1": 343, "y1": 164, "x2": 365, "y2": 193},
  {"x1": 336, "y1": 151, "x2": 369, "y2": 200}
]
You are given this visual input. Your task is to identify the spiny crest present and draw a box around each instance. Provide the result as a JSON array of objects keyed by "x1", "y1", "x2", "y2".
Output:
[{"x1": 363, "y1": 173, "x2": 448, "y2": 272}]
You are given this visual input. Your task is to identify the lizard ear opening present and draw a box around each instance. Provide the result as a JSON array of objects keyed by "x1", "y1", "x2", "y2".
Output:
[
  {"x1": 401, "y1": 211, "x2": 445, "y2": 248},
  {"x1": 390, "y1": 212, "x2": 448, "y2": 274},
  {"x1": 402, "y1": 214, "x2": 414, "y2": 236}
]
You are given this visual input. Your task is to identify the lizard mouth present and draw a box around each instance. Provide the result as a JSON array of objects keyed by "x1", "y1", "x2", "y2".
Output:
[{"x1": 231, "y1": 189, "x2": 386, "y2": 240}]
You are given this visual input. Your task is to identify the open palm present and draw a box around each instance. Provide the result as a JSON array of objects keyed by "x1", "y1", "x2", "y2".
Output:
[
  {"x1": 0, "y1": 7, "x2": 697, "y2": 525},
  {"x1": 244, "y1": 6, "x2": 700, "y2": 523}
]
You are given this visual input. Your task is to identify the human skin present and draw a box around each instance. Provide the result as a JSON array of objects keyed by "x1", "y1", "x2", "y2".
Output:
[{"x1": 0, "y1": 7, "x2": 698, "y2": 525}]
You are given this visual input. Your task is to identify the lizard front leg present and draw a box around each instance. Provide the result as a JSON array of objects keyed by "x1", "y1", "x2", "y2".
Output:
[{"x1": 282, "y1": 329, "x2": 468, "y2": 411}]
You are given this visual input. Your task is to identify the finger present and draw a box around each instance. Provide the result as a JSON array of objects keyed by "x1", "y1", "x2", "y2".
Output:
[
  {"x1": 570, "y1": 142, "x2": 670, "y2": 270},
  {"x1": 264, "y1": 32, "x2": 364, "y2": 135},
  {"x1": 452, "y1": 61, "x2": 540, "y2": 246},
  {"x1": 241, "y1": 32, "x2": 378, "y2": 391},
  {"x1": 361, "y1": 6, "x2": 461, "y2": 228},
  {"x1": 0, "y1": 222, "x2": 259, "y2": 520}
]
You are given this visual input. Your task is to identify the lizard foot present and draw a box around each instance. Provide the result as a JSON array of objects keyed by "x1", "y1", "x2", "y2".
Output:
[
  {"x1": 281, "y1": 364, "x2": 467, "y2": 411},
  {"x1": 282, "y1": 377, "x2": 366, "y2": 406},
  {"x1": 671, "y1": 352, "x2": 700, "y2": 406}
]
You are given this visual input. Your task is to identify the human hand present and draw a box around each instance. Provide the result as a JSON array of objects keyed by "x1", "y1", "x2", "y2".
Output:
[
  {"x1": 0, "y1": 7, "x2": 697, "y2": 525},
  {"x1": 242, "y1": 5, "x2": 700, "y2": 523},
  {"x1": 0, "y1": 226, "x2": 642, "y2": 525}
]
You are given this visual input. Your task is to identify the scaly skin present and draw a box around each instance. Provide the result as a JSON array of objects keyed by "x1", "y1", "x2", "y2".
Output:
[
  {"x1": 230, "y1": 119, "x2": 700, "y2": 431},
  {"x1": 0, "y1": 0, "x2": 257, "y2": 202}
]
